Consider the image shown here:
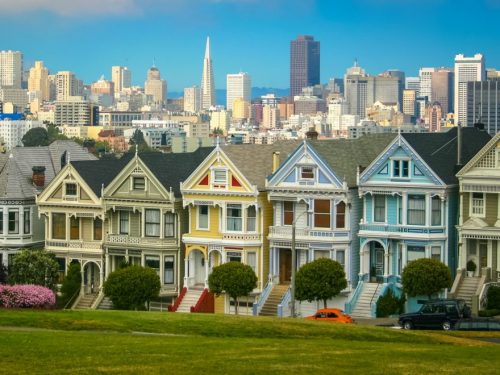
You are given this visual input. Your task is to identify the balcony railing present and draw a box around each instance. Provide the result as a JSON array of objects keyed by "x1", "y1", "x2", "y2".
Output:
[
  {"x1": 268, "y1": 226, "x2": 350, "y2": 240},
  {"x1": 222, "y1": 233, "x2": 261, "y2": 241},
  {"x1": 359, "y1": 223, "x2": 445, "y2": 235},
  {"x1": 46, "y1": 240, "x2": 103, "y2": 251},
  {"x1": 105, "y1": 234, "x2": 177, "y2": 248}
]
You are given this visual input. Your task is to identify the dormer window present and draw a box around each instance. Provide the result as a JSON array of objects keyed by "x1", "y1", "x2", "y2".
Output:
[
  {"x1": 133, "y1": 177, "x2": 145, "y2": 190},
  {"x1": 65, "y1": 183, "x2": 77, "y2": 196},
  {"x1": 300, "y1": 166, "x2": 315, "y2": 180},
  {"x1": 212, "y1": 169, "x2": 227, "y2": 188},
  {"x1": 393, "y1": 160, "x2": 409, "y2": 178}
]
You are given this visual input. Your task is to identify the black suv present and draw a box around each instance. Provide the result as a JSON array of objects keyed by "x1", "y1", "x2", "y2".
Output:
[{"x1": 398, "y1": 299, "x2": 471, "y2": 331}]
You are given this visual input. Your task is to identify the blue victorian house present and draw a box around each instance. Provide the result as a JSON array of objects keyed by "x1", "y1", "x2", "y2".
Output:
[{"x1": 348, "y1": 126, "x2": 491, "y2": 317}]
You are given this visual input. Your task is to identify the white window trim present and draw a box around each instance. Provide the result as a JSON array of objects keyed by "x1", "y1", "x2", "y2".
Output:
[
  {"x1": 312, "y1": 199, "x2": 331, "y2": 229},
  {"x1": 299, "y1": 165, "x2": 316, "y2": 181},
  {"x1": 131, "y1": 175, "x2": 147, "y2": 191},
  {"x1": 391, "y1": 158, "x2": 411, "y2": 179},
  {"x1": 282, "y1": 201, "x2": 295, "y2": 227},
  {"x1": 163, "y1": 254, "x2": 176, "y2": 285},
  {"x1": 63, "y1": 181, "x2": 78, "y2": 199},
  {"x1": 211, "y1": 167, "x2": 228, "y2": 189},
  {"x1": 470, "y1": 192, "x2": 486, "y2": 218},
  {"x1": 226, "y1": 203, "x2": 243, "y2": 233},
  {"x1": 196, "y1": 205, "x2": 210, "y2": 231},
  {"x1": 372, "y1": 195, "x2": 387, "y2": 224}
]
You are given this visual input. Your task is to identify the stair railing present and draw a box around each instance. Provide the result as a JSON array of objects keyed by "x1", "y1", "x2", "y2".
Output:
[
  {"x1": 168, "y1": 287, "x2": 187, "y2": 312},
  {"x1": 191, "y1": 288, "x2": 214, "y2": 313},
  {"x1": 345, "y1": 275, "x2": 366, "y2": 314},
  {"x1": 91, "y1": 288, "x2": 104, "y2": 310},
  {"x1": 277, "y1": 287, "x2": 291, "y2": 318},
  {"x1": 252, "y1": 282, "x2": 273, "y2": 316},
  {"x1": 63, "y1": 288, "x2": 81, "y2": 310},
  {"x1": 369, "y1": 283, "x2": 381, "y2": 317}
]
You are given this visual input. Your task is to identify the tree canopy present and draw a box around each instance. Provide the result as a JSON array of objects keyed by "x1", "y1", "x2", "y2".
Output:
[
  {"x1": 208, "y1": 261, "x2": 257, "y2": 315},
  {"x1": 21, "y1": 127, "x2": 50, "y2": 147},
  {"x1": 8, "y1": 249, "x2": 59, "y2": 290},
  {"x1": 401, "y1": 258, "x2": 452, "y2": 299},
  {"x1": 103, "y1": 265, "x2": 160, "y2": 310},
  {"x1": 295, "y1": 258, "x2": 347, "y2": 309}
]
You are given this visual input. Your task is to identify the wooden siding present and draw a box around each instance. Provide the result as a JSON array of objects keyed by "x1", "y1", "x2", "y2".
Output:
[{"x1": 485, "y1": 193, "x2": 498, "y2": 226}]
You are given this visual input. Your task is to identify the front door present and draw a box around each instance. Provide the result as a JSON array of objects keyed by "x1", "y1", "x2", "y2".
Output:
[
  {"x1": 371, "y1": 243, "x2": 384, "y2": 282},
  {"x1": 279, "y1": 249, "x2": 292, "y2": 284}
]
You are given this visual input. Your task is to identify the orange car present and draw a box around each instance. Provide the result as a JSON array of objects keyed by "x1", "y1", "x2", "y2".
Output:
[{"x1": 305, "y1": 308, "x2": 354, "y2": 323}]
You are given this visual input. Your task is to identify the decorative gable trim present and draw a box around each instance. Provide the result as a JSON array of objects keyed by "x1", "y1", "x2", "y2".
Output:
[
  {"x1": 457, "y1": 132, "x2": 500, "y2": 177},
  {"x1": 359, "y1": 135, "x2": 445, "y2": 186},
  {"x1": 267, "y1": 142, "x2": 344, "y2": 189}
]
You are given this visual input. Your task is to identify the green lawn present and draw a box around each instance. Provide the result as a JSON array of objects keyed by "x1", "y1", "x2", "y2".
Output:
[{"x1": 0, "y1": 309, "x2": 499, "y2": 374}]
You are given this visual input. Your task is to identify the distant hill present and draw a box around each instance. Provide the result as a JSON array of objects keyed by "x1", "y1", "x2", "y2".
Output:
[{"x1": 169, "y1": 87, "x2": 290, "y2": 107}]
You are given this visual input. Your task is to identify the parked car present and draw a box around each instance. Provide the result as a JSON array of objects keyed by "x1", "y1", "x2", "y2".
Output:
[
  {"x1": 398, "y1": 299, "x2": 471, "y2": 331},
  {"x1": 305, "y1": 308, "x2": 354, "y2": 323},
  {"x1": 454, "y1": 318, "x2": 500, "y2": 331}
]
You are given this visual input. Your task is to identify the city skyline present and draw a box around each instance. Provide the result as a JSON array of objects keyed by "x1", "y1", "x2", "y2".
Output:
[{"x1": 1, "y1": 1, "x2": 499, "y2": 91}]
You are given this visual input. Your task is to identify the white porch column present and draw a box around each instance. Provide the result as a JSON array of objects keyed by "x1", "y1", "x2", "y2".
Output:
[
  {"x1": 402, "y1": 243, "x2": 407, "y2": 269},
  {"x1": 488, "y1": 240, "x2": 493, "y2": 268},
  {"x1": 105, "y1": 253, "x2": 110, "y2": 279},
  {"x1": 384, "y1": 249, "x2": 389, "y2": 279},
  {"x1": 204, "y1": 252, "x2": 209, "y2": 288},
  {"x1": 402, "y1": 192, "x2": 408, "y2": 225},
  {"x1": 65, "y1": 213, "x2": 70, "y2": 240},
  {"x1": 99, "y1": 264, "x2": 104, "y2": 288},
  {"x1": 183, "y1": 257, "x2": 189, "y2": 288},
  {"x1": 459, "y1": 239, "x2": 468, "y2": 270},
  {"x1": 359, "y1": 248, "x2": 364, "y2": 278}
]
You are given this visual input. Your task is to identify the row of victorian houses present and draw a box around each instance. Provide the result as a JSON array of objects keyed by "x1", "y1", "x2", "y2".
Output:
[{"x1": 1, "y1": 126, "x2": 499, "y2": 317}]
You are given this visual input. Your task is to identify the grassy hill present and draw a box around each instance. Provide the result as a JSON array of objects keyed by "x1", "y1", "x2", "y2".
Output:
[{"x1": 0, "y1": 309, "x2": 499, "y2": 374}]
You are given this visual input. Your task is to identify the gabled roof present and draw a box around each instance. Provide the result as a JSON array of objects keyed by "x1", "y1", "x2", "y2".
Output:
[
  {"x1": 457, "y1": 131, "x2": 500, "y2": 177},
  {"x1": 221, "y1": 141, "x2": 300, "y2": 190},
  {"x1": 309, "y1": 134, "x2": 397, "y2": 187},
  {"x1": 402, "y1": 127, "x2": 491, "y2": 185},
  {"x1": 0, "y1": 140, "x2": 96, "y2": 200},
  {"x1": 70, "y1": 147, "x2": 215, "y2": 198}
]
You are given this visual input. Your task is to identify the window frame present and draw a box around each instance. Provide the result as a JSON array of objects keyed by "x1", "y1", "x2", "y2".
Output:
[
  {"x1": 197, "y1": 205, "x2": 209, "y2": 230},
  {"x1": 246, "y1": 206, "x2": 256, "y2": 232},
  {"x1": 335, "y1": 201, "x2": 346, "y2": 229},
  {"x1": 226, "y1": 204, "x2": 243, "y2": 232},
  {"x1": 471, "y1": 192, "x2": 485, "y2": 218},
  {"x1": 64, "y1": 183, "x2": 77, "y2": 197},
  {"x1": 313, "y1": 199, "x2": 331, "y2": 229},
  {"x1": 164, "y1": 212, "x2": 175, "y2": 237},
  {"x1": 93, "y1": 218, "x2": 103, "y2": 241},
  {"x1": 163, "y1": 255, "x2": 175, "y2": 285},
  {"x1": 70, "y1": 216, "x2": 80, "y2": 240},
  {"x1": 373, "y1": 195, "x2": 386, "y2": 223},
  {"x1": 119, "y1": 211, "x2": 129, "y2": 235},
  {"x1": 212, "y1": 168, "x2": 228, "y2": 189},
  {"x1": 145, "y1": 209, "x2": 161, "y2": 237},
  {"x1": 132, "y1": 176, "x2": 146, "y2": 190},
  {"x1": 392, "y1": 159, "x2": 410, "y2": 178},
  {"x1": 23, "y1": 208, "x2": 30, "y2": 235},
  {"x1": 300, "y1": 166, "x2": 315, "y2": 180},
  {"x1": 407, "y1": 194, "x2": 426, "y2": 226},
  {"x1": 8, "y1": 209, "x2": 19, "y2": 234},
  {"x1": 283, "y1": 201, "x2": 294, "y2": 226},
  {"x1": 431, "y1": 196, "x2": 442, "y2": 226},
  {"x1": 52, "y1": 213, "x2": 66, "y2": 240}
]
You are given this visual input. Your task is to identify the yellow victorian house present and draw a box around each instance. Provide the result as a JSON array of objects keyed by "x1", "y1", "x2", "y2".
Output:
[{"x1": 179, "y1": 142, "x2": 297, "y2": 315}]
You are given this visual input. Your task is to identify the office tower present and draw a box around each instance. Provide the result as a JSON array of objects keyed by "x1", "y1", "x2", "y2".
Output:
[
  {"x1": 0, "y1": 51, "x2": 23, "y2": 89},
  {"x1": 405, "y1": 77, "x2": 420, "y2": 94},
  {"x1": 455, "y1": 54, "x2": 485, "y2": 126},
  {"x1": 201, "y1": 37, "x2": 215, "y2": 110},
  {"x1": 290, "y1": 35, "x2": 320, "y2": 97},
  {"x1": 54, "y1": 97, "x2": 97, "y2": 127},
  {"x1": 184, "y1": 85, "x2": 201, "y2": 113},
  {"x1": 384, "y1": 69, "x2": 405, "y2": 107},
  {"x1": 431, "y1": 68, "x2": 454, "y2": 115},
  {"x1": 232, "y1": 98, "x2": 251, "y2": 120},
  {"x1": 210, "y1": 109, "x2": 229, "y2": 134},
  {"x1": 373, "y1": 72, "x2": 401, "y2": 108},
  {"x1": 466, "y1": 80, "x2": 500, "y2": 135},
  {"x1": 262, "y1": 105, "x2": 280, "y2": 129},
  {"x1": 226, "y1": 72, "x2": 251, "y2": 111},
  {"x1": 344, "y1": 61, "x2": 368, "y2": 117},
  {"x1": 144, "y1": 66, "x2": 167, "y2": 106},
  {"x1": 403, "y1": 89, "x2": 417, "y2": 117},
  {"x1": 28, "y1": 61, "x2": 50, "y2": 102},
  {"x1": 424, "y1": 102, "x2": 443, "y2": 133},
  {"x1": 419, "y1": 68, "x2": 437, "y2": 101},
  {"x1": 91, "y1": 76, "x2": 114, "y2": 96},
  {"x1": 111, "y1": 66, "x2": 131, "y2": 94},
  {"x1": 55, "y1": 71, "x2": 83, "y2": 101},
  {"x1": 327, "y1": 98, "x2": 349, "y2": 131}
]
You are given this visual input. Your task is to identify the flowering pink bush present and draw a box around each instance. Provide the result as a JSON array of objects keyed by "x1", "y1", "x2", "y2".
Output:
[{"x1": 0, "y1": 285, "x2": 56, "y2": 308}]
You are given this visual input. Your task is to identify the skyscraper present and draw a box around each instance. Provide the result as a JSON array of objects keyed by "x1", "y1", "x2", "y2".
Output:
[
  {"x1": 144, "y1": 66, "x2": 167, "y2": 106},
  {"x1": 455, "y1": 54, "x2": 485, "y2": 126},
  {"x1": 0, "y1": 50, "x2": 23, "y2": 89},
  {"x1": 466, "y1": 80, "x2": 500, "y2": 135},
  {"x1": 184, "y1": 85, "x2": 201, "y2": 113},
  {"x1": 111, "y1": 66, "x2": 131, "y2": 95},
  {"x1": 431, "y1": 68, "x2": 454, "y2": 115},
  {"x1": 28, "y1": 61, "x2": 50, "y2": 102},
  {"x1": 419, "y1": 67, "x2": 437, "y2": 101},
  {"x1": 226, "y1": 72, "x2": 251, "y2": 111},
  {"x1": 55, "y1": 71, "x2": 83, "y2": 101},
  {"x1": 290, "y1": 35, "x2": 320, "y2": 97},
  {"x1": 201, "y1": 37, "x2": 215, "y2": 110}
]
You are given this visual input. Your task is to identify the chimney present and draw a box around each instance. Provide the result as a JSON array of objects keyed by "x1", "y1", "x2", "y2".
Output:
[
  {"x1": 32, "y1": 166, "x2": 46, "y2": 188},
  {"x1": 272, "y1": 152, "x2": 280, "y2": 173}
]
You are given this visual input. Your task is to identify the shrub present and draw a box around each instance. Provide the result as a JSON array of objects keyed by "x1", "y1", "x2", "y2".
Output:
[
  {"x1": 376, "y1": 288, "x2": 406, "y2": 317},
  {"x1": 208, "y1": 262, "x2": 257, "y2": 315},
  {"x1": 0, "y1": 263, "x2": 7, "y2": 284},
  {"x1": 8, "y1": 249, "x2": 59, "y2": 290},
  {"x1": 0, "y1": 284, "x2": 56, "y2": 308},
  {"x1": 295, "y1": 258, "x2": 347, "y2": 309},
  {"x1": 104, "y1": 265, "x2": 160, "y2": 310},
  {"x1": 486, "y1": 286, "x2": 500, "y2": 310},
  {"x1": 466, "y1": 260, "x2": 477, "y2": 273},
  {"x1": 478, "y1": 309, "x2": 500, "y2": 317},
  {"x1": 401, "y1": 258, "x2": 452, "y2": 300},
  {"x1": 59, "y1": 262, "x2": 81, "y2": 308}
]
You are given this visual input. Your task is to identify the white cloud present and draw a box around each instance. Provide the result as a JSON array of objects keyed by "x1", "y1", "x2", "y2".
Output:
[{"x1": 0, "y1": 0, "x2": 263, "y2": 17}]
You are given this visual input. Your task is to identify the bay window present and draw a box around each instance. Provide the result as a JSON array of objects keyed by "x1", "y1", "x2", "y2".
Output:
[
  {"x1": 164, "y1": 212, "x2": 175, "y2": 237},
  {"x1": 374, "y1": 195, "x2": 386, "y2": 223},
  {"x1": 198, "y1": 205, "x2": 209, "y2": 230},
  {"x1": 119, "y1": 211, "x2": 129, "y2": 234},
  {"x1": 52, "y1": 213, "x2": 66, "y2": 240},
  {"x1": 226, "y1": 204, "x2": 242, "y2": 231},
  {"x1": 431, "y1": 196, "x2": 442, "y2": 226},
  {"x1": 283, "y1": 201, "x2": 294, "y2": 225},
  {"x1": 145, "y1": 209, "x2": 160, "y2": 237},
  {"x1": 314, "y1": 199, "x2": 330, "y2": 228},
  {"x1": 24, "y1": 208, "x2": 30, "y2": 234},
  {"x1": 336, "y1": 202, "x2": 345, "y2": 229},
  {"x1": 407, "y1": 195, "x2": 425, "y2": 225},
  {"x1": 8, "y1": 209, "x2": 19, "y2": 234},
  {"x1": 94, "y1": 218, "x2": 103, "y2": 240},
  {"x1": 246, "y1": 206, "x2": 256, "y2": 232}
]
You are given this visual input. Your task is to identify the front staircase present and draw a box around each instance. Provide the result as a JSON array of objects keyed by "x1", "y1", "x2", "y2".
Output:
[
  {"x1": 98, "y1": 296, "x2": 114, "y2": 310},
  {"x1": 351, "y1": 283, "x2": 381, "y2": 318},
  {"x1": 455, "y1": 277, "x2": 481, "y2": 309},
  {"x1": 73, "y1": 293, "x2": 99, "y2": 310},
  {"x1": 259, "y1": 284, "x2": 289, "y2": 316},
  {"x1": 176, "y1": 287, "x2": 205, "y2": 313}
]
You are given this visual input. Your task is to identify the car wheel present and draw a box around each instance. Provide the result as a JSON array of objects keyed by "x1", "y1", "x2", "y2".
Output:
[
  {"x1": 442, "y1": 320, "x2": 452, "y2": 331},
  {"x1": 403, "y1": 321, "x2": 413, "y2": 330}
]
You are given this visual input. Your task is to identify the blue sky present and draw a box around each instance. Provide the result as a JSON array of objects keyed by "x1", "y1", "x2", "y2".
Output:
[{"x1": 1, "y1": 0, "x2": 499, "y2": 91}]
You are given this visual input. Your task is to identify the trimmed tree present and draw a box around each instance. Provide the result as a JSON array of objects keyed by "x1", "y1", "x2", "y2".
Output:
[
  {"x1": 295, "y1": 258, "x2": 347, "y2": 309},
  {"x1": 103, "y1": 265, "x2": 161, "y2": 310},
  {"x1": 208, "y1": 262, "x2": 257, "y2": 315},
  {"x1": 59, "y1": 262, "x2": 82, "y2": 308},
  {"x1": 8, "y1": 249, "x2": 59, "y2": 290},
  {"x1": 401, "y1": 258, "x2": 452, "y2": 300}
]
